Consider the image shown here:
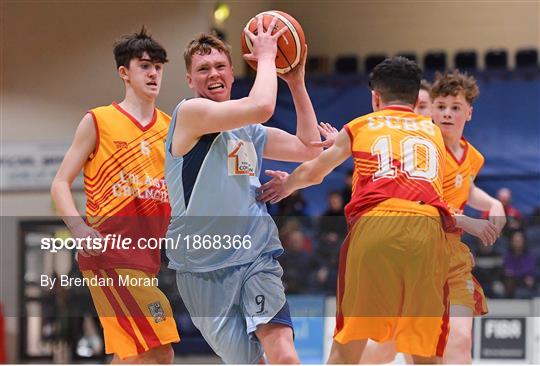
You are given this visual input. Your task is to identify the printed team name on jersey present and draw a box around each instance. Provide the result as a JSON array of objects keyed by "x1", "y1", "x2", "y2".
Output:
[
  {"x1": 227, "y1": 140, "x2": 257, "y2": 176},
  {"x1": 367, "y1": 116, "x2": 436, "y2": 136},
  {"x1": 113, "y1": 140, "x2": 150, "y2": 153},
  {"x1": 111, "y1": 171, "x2": 169, "y2": 203}
]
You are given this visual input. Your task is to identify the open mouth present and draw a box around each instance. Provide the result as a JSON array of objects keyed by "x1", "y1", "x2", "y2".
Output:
[
  {"x1": 147, "y1": 82, "x2": 158, "y2": 87},
  {"x1": 208, "y1": 83, "x2": 224, "y2": 91}
]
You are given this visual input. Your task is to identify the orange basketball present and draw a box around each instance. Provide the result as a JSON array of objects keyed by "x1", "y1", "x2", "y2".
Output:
[{"x1": 241, "y1": 10, "x2": 306, "y2": 74}]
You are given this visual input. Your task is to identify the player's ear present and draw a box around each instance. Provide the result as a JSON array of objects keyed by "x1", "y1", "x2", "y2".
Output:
[
  {"x1": 118, "y1": 66, "x2": 129, "y2": 82},
  {"x1": 467, "y1": 106, "x2": 473, "y2": 122},
  {"x1": 186, "y1": 72, "x2": 193, "y2": 89},
  {"x1": 371, "y1": 90, "x2": 381, "y2": 111}
]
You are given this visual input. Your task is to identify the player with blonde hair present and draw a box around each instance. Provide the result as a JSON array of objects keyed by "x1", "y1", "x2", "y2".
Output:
[{"x1": 165, "y1": 18, "x2": 322, "y2": 364}]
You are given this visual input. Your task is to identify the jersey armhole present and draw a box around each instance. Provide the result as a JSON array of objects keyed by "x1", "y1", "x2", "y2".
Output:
[
  {"x1": 167, "y1": 99, "x2": 194, "y2": 159},
  {"x1": 87, "y1": 111, "x2": 100, "y2": 161},
  {"x1": 343, "y1": 125, "x2": 354, "y2": 153},
  {"x1": 470, "y1": 145, "x2": 485, "y2": 179}
]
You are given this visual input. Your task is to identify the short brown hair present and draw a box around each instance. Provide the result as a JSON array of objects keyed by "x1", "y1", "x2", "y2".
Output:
[
  {"x1": 430, "y1": 70, "x2": 479, "y2": 105},
  {"x1": 184, "y1": 33, "x2": 232, "y2": 71},
  {"x1": 419, "y1": 79, "x2": 431, "y2": 92}
]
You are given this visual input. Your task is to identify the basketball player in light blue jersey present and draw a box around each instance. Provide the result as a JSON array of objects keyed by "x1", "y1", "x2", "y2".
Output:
[{"x1": 165, "y1": 17, "x2": 322, "y2": 364}]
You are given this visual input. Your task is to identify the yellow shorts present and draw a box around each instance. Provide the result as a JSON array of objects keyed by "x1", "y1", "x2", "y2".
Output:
[
  {"x1": 447, "y1": 236, "x2": 488, "y2": 315},
  {"x1": 82, "y1": 268, "x2": 180, "y2": 359},
  {"x1": 334, "y1": 198, "x2": 450, "y2": 358}
]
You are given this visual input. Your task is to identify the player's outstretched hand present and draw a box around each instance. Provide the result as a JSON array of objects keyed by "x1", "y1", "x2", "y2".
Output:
[
  {"x1": 70, "y1": 222, "x2": 103, "y2": 257},
  {"x1": 488, "y1": 200, "x2": 506, "y2": 235},
  {"x1": 256, "y1": 170, "x2": 293, "y2": 204},
  {"x1": 461, "y1": 217, "x2": 498, "y2": 246},
  {"x1": 310, "y1": 122, "x2": 338, "y2": 148},
  {"x1": 279, "y1": 44, "x2": 308, "y2": 84},
  {"x1": 243, "y1": 15, "x2": 288, "y2": 63}
]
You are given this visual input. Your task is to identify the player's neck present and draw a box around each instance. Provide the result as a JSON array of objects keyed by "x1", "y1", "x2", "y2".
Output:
[
  {"x1": 446, "y1": 136, "x2": 464, "y2": 159},
  {"x1": 118, "y1": 92, "x2": 156, "y2": 126},
  {"x1": 378, "y1": 102, "x2": 414, "y2": 112}
]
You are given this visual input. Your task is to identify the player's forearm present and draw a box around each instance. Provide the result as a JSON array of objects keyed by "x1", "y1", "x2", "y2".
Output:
[
  {"x1": 287, "y1": 159, "x2": 326, "y2": 191},
  {"x1": 288, "y1": 81, "x2": 322, "y2": 159},
  {"x1": 453, "y1": 214, "x2": 470, "y2": 230},
  {"x1": 467, "y1": 186, "x2": 501, "y2": 211},
  {"x1": 51, "y1": 179, "x2": 85, "y2": 230},
  {"x1": 247, "y1": 56, "x2": 278, "y2": 121}
]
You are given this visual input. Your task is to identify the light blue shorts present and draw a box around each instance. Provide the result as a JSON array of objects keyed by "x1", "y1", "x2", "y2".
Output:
[{"x1": 176, "y1": 253, "x2": 293, "y2": 364}]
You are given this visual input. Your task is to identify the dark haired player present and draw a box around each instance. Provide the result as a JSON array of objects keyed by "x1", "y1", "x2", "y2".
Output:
[
  {"x1": 52, "y1": 27, "x2": 179, "y2": 363},
  {"x1": 258, "y1": 57, "x2": 453, "y2": 363}
]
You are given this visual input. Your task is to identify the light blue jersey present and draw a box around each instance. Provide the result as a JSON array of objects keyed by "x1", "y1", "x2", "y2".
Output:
[{"x1": 165, "y1": 100, "x2": 283, "y2": 272}]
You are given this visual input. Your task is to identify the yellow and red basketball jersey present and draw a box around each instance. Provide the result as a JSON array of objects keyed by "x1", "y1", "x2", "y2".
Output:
[
  {"x1": 79, "y1": 103, "x2": 171, "y2": 274},
  {"x1": 344, "y1": 106, "x2": 452, "y2": 228},
  {"x1": 442, "y1": 138, "x2": 484, "y2": 214}
]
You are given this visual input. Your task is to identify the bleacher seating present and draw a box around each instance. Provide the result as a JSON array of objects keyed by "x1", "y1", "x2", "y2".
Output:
[
  {"x1": 455, "y1": 50, "x2": 478, "y2": 70},
  {"x1": 424, "y1": 51, "x2": 447, "y2": 71},
  {"x1": 334, "y1": 55, "x2": 358, "y2": 74},
  {"x1": 485, "y1": 49, "x2": 508, "y2": 69}
]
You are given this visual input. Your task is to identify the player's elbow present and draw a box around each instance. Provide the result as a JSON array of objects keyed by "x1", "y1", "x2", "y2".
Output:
[
  {"x1": 50, "y1": 180, "x2": 60, "y2": 206},
  {"x1": 258, "y1": 104, "x2": 275, "y2": 123},
  {"x1": 252, "y1": 100, "x2": 275, "y2": 123},
  {"x1": 50, "y1": 178, "x2": 59, "y2": 195},
  {"x1": 50, "y1": 178, "x2": 62, "y2": 199},
  {"x1": 295, "y1": 149, "x2": 321, "y2": 162},
  {"x1": 50, "y1": 178, "x2": 68, "y2": 201},
  {"x1": 303, "y1": 147, "x2": 323, "y2": 161},
  {"x1": 293, "y1": 140, "x2": 323, "y2": 162}
]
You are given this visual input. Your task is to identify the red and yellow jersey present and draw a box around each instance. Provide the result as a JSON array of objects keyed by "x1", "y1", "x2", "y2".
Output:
[
  {"x1": 344, "y1": 106, "x2": 452, "y2": 228},
  {"x1": 79, "y1": 103, "x2": 171, "y2": 274},
  {"x1": 443, "y1": 138, "x2": 484, "y2": 215}
]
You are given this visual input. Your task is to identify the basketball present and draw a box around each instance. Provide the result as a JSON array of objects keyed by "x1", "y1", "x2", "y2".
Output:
[{"x1": 241, "y1": 10, "x2": 306, "y2": 74}]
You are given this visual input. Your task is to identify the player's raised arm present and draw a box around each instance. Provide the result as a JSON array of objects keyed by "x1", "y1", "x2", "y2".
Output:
[
  {"x1": 257, "y1": 129, "x2": 351, "y2": 203},
  {"x1": 263, "y1": 45, "x2": 322, "y2": 162},
  {"x1": 179, "y1": 16, "x2": 287, "y2": 137}
]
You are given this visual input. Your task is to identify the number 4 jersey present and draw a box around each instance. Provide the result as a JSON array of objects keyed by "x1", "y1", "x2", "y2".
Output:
[{"x1": 343, "y1": 106, "x2": 452, "y2": 228}]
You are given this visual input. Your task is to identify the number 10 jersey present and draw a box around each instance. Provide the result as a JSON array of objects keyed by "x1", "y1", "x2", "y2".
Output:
[{"x1": 343, "y1": 105, "x2": 452, "y2": 228}]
